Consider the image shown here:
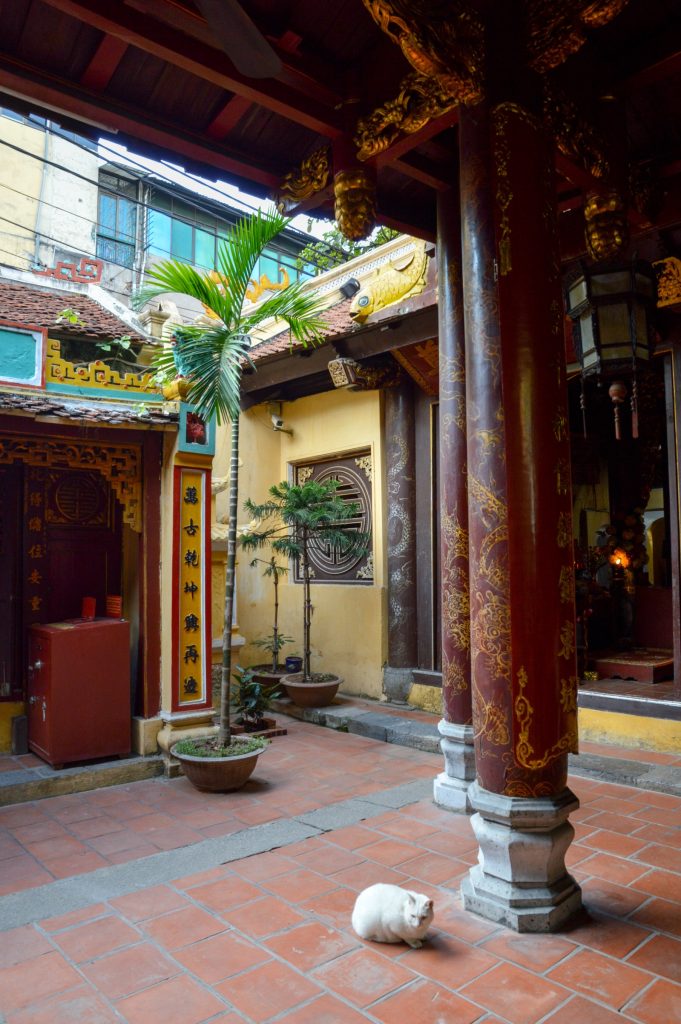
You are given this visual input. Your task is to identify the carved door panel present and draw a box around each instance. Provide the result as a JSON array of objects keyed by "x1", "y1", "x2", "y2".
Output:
[{"x1": 42, "y1": 470, "x2": 122, "y2": 623}]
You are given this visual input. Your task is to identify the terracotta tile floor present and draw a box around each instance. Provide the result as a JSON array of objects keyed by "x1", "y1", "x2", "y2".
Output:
[{"x1": 1, "y1": 721, "x2": 681, "y2": 1022}]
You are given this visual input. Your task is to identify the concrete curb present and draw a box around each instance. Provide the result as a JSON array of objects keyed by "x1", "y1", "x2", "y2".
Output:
[{"x1": 275, "y1": 697, "x2": 681, "y2": 797}]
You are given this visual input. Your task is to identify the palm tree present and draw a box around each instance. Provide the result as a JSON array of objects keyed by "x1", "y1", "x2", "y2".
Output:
[{"x1": 136, "y1": 208, "x2": 326, "y2": 746}]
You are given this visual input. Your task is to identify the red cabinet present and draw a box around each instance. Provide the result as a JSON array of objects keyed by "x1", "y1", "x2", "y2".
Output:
[{"x1": 28, "y1": 618, "x2": 131, "y2": 766}]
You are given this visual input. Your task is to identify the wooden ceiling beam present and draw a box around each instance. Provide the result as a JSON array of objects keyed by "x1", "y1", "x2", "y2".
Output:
[
  {"x1": 128, "y1": 0, "x2": 344, "y2": 109},
  {"x1": 374, "y1": 108, "x2": 458, "y2": 170},
  {"x1": 79, "y1": 34, "x2": 128, "y2": 92},
  {"x1": 0, "y1": 55, "x2": 280, "y2": 188},
  {"x1": 40, "y1": 0, "x2": 343, "y2": 138},
  {"x1": 206, "y1": 96, "x2": 252, "y2": 141}
]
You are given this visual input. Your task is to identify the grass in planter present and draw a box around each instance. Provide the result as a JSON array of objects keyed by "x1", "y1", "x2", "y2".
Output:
[{"x1": 174, "y1": 736, "x2": 267, "y2": 758}]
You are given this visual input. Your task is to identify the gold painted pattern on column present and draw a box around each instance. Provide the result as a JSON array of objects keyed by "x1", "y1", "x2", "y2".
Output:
[
  {"x1": 557, "y1": 512, "x2": 571, "y2": 548},
  {"x1": 558, "y1": 621, "x2": 575, "y2": 660},
  {"x1": 514, "y1": 666, "x2": 578, "y2": 771},
  {"x1": 559, "y1": 566, "x2": 575, "y2": 604},
  {"x1": 441, "y1": 507, "x2": 470, "y2": 694}
]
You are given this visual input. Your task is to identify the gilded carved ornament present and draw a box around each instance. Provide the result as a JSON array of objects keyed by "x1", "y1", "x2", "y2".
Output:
[
  {"x1": 334, "y1": 166, "x2": 376, "y2": 241},
  {"x1": 328, "y1": 356, "x2": 403, "y2": 391},
  {"x1": 525, "y1": 0, "x2": 630, "y2": 74},
  {"x1": 584, "y1": 189, "x2": 629, "y2": 261},
  {"x1": 354, "y1": 72, "x2": 458, "y2": 162},
  {"x1": 274, "y1": 146, "x2": 331, "y2": 212},
  {"x1": 360, "y1": 0, "x2": 484, "y2": 104},
  {"x1": 653, "y1": 257, "x2": 681, "y2": 309},
  {"x1": 542, "y1": 86, "x2": 609, "y2": 181},
  {"x1": 349, "y1": 242, "x2": 429, "y2": 323}
]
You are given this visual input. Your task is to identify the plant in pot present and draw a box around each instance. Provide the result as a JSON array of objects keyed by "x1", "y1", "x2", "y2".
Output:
[
  {"x1": 135, "y1": 208, "x2": 325, "y2": 791},
  {"x1": 231, "y1": 665, "x2": 283, "y2": 733},
  {"x1": 241, "y1": 478, "x2": 370, "y2": 707},
  {"x1": 247, "y1": 556, "x2": 296, "y2": 691}
]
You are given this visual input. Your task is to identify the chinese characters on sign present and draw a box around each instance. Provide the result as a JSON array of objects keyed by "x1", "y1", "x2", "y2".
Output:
[
  {"x1": 24, "y1": 468, "x2": 47, "y2": 628},
  {"x1": 176, "y1": 468, "x2": 210, "y2": 707}
]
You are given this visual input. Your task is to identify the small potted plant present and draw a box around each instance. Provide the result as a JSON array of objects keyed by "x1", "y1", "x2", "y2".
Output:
[
  {"x1": 246, "y1": 556, "x2": 296, "y2": 691},
  {"x1": 241, "y1": 478, "x2": 370, "y2": 707},
  {"x1": 231, "y1": 666, "x2": 283, "y2": 733}
]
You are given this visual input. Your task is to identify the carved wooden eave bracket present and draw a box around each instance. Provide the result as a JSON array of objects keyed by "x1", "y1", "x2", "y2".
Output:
[
  {"x1": 273, "y1": 145, "x2": 331, "y2": 213},
  {"x1": 354, "y1": 72, "x2": 460, "y2": 162},
  {"x1": 328, "y1": 355, "x2": 404, "y2": 390},
  {"x1": 525, "y1": 0, "x2": 630, "y2": 74}
]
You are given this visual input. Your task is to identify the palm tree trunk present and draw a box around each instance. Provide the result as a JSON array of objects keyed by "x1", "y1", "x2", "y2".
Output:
[
  {"x1": 272, "y1": 563, "x2": 279, "y2": 672},
  {"x1": 219, "y1": 414, "x2": 240, "y2": 745},
  {"x1": 302, "y1": 526, "x2": 311, "y2": 680}
]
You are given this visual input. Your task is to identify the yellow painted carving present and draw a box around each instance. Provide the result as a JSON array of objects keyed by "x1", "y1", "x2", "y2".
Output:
[
  {"x1": 45, "y1": 339, "x2": 158, "y2": 398},
  {"x1": 355, "y1": 455, "x2": 373, "y2": 481},
  {"x1": 349, "y1": 241, "x2": 429, "y2": 323}
]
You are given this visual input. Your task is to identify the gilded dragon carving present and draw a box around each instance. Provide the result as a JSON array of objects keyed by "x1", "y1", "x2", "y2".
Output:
[
  {"x1": 360, "y1": 0, "x2": 485, "y2": 104},
  {"x1": 274, "y1": 145, "x2": 331, "y2": 212},
  {"x1": 355, "y1": 72, "x2": 458, "y2": 162}
]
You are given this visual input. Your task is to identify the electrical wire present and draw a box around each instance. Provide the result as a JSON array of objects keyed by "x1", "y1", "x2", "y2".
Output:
[{"x1": 0, "y1": 120, "x2": 350, "y2": 270}]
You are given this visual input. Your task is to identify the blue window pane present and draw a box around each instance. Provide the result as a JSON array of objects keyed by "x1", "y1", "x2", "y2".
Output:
[
  {"x1": 98, "y1": 194, "x2": 117, "y2": 234},
  {"x1": 148, "y1": 210, "x2": 171, "y2": 257},
  {"x1": 171, "y1": 218, "x2": 193, "y2": 262},
  {"x1": 117, "y1": 198, "x2": 136, "y2": 243},
  {"x1": 195, "y1": 228, "x2": 215, "y2": 269}
]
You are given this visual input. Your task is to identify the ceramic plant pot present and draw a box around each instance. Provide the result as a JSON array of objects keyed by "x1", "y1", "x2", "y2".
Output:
[
  {"x1": 170, "y1": 737, "x2": 265, "y2": 792},
  {"x1": 281, "y1": 672, "x2": 342, "y2": 708}
]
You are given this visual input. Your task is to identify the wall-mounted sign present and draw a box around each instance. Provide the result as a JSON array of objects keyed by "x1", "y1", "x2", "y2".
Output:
[{"x1": 172, "y1": 465, "x2": 212, "y2": 711}]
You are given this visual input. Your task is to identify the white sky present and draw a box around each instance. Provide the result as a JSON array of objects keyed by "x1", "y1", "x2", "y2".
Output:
[{"x1": 98, "y1": 138, "x2": 331, "y2": 240}]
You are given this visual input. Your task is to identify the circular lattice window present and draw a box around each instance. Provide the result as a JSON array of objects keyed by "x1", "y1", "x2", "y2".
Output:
[
  {"x1": 52, "y1": 472, "x2": 107, "y2": 525},
  {"x1": 305, "y1": 465, "x2": 371, "y2": 579}
]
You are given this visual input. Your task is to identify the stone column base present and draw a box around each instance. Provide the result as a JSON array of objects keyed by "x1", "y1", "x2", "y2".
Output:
[
  {"x1": 157, "y1": 709, "x2": 218, "y2": 778},
  {"x1": 461, "y1": 781, "x2": 582, "y2": 932},
  {"x1": 382, "y1": 666, "x2": 413, "y2": 703},
  {"x1": 433, "y1": 720, "x2": 475, "y2": 813}
]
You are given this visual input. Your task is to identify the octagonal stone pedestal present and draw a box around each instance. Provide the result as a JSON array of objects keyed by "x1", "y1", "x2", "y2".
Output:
[
  {"x1": 461, "y1": 782, "x2": 582, "y2": 932},
  {"x1": 433, "y1": 720, "x2": 475, "y2": 813}
]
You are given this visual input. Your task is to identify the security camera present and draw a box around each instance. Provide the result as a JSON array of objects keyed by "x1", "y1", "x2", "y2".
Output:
[{"x1": 271, "y1": 414, "x2": 284, "y2": 430}]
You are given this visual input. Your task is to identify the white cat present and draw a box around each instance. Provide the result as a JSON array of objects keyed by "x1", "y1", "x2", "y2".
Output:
[{"x1": 351, "y1": 883, "x2": 434, "y2": 948}]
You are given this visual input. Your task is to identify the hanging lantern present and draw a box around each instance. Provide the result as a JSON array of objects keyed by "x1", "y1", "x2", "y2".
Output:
[{"x1": 565, "y1": 260, "x2": 657, "y2": 439}]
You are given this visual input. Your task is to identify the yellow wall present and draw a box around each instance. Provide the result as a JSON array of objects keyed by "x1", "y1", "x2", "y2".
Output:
[
  {"x1": 0, "y1": 702, "x2": 25, "y2": 753},
  {"x1": 0, "y1": 118, "x2": 45, "y2": 270},
  {"x1": 234, "y1": 388, "x2": 388, "y2": 698}
]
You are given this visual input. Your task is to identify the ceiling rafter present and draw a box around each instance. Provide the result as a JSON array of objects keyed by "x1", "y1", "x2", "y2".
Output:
[
  {"x1": 0, "y1": 55, "x2": 280, "y2": 188},
  {"x1": 40, "y1": 0, "x2": 344, "y2": 138},
  {"x1": 79, "y1": 34, "x2": 128, "y2": 92},
  {"x1": 127, "y1": 0, "x2": 344, "y2": 109}
]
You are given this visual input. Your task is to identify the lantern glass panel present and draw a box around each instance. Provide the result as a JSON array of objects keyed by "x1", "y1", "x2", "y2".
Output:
[
  {"x1": 568, "y1": 278, "x2": 588, "y2": 312},
  {"x1": 591, "y1": 270, "x2": 630, "y2": 296}
]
